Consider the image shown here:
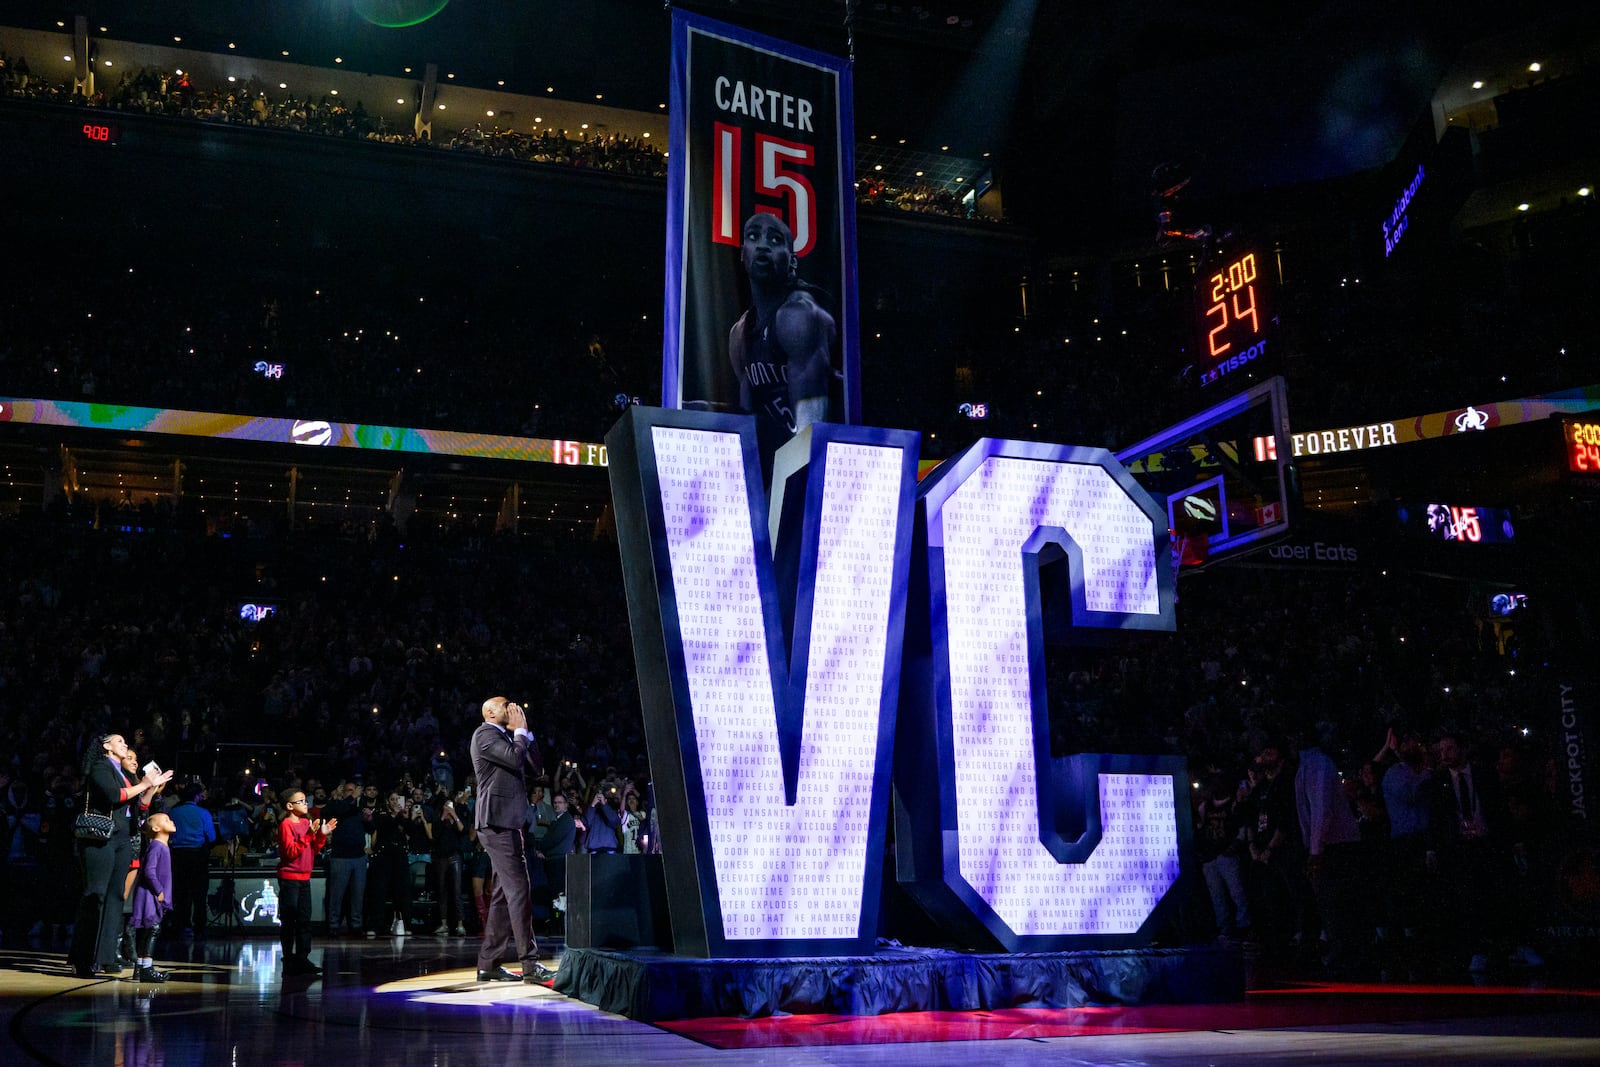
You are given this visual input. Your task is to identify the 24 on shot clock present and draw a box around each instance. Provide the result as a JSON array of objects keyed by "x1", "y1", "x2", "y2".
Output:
[{"x1": 1194, "y1": 246, "x2": 1276, "y2": 389}]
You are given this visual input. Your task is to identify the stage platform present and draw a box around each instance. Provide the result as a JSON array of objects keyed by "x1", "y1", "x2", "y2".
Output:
[{"x1": 555, "y1": 942, "x2": 1245, "y2": 1021}]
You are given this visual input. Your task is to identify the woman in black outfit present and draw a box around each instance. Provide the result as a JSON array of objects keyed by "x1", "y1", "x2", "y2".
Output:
[
  {"x1": 368, "y1": 792, "x2": 414, "y2": 936},
  {"x1": 68, "y1": 733, "x2": 173, "y2": 977}
]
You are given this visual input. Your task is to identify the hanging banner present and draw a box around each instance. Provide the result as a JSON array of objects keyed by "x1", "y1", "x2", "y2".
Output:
[{"x1": 663, "y1": 9, "x2": 860, "y2": 470}]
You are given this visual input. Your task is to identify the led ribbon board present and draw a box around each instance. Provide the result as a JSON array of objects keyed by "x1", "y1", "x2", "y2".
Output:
[
  {"x1": 0, "y1": 397, "x2": 609, "y2": 466},
  {"x1": 608, "y1": 411, "x2": 1184, "y2": 956},
  {"x1": 607, "y1": 407, "x2": 919, "y2": 956},
  {"x1": 895, "y1": 440, "x2": 1183, "y2": 951}
]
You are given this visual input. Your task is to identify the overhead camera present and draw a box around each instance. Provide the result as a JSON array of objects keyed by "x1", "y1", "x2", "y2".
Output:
[
  {"x1": 1152, "y1": 161, "x2": 1212, "y2": 249},
  {"x1": 1151, "y1": 160, "x2": 1192, "y2": 202}
]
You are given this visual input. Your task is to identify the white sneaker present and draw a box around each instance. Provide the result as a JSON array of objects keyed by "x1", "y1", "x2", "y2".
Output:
[
  {"x1": 452, "y1": 925, "x2": 466, "y2": 936},
  {"x1": 365, "y1": 930, "x2": 376, "y2": 939},
  {"x1": 433, "y1": 925, "x2": 449, "y2": 936}
]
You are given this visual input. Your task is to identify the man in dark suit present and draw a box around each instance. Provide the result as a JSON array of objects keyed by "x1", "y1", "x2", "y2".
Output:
[
  {"x1": 471, "y1": 696, "x2": 557, "y2": 984},
  {"x1": 534, "y1": 792, "x2": 583, "y2": 929},
  {"x1": 1428, "y1": 730, "x2": 1508, "y2": 974}
]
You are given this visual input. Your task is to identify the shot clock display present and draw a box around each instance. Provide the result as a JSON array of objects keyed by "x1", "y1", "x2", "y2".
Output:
[
  {"x1": 1195, "y1": 248, "x2": 1273, "y2": 389},
  {"x1": 1563, "y1": 417, "x2": 1600, "y2": 474}
]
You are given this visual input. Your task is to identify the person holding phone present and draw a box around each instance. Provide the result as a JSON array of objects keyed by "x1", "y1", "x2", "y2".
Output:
[
  {"x1": 369, "y1": 792, "x2": 414, "y2": 937},
  {"x1": 584, "y1": 787, "x2": 623, "y2": 855},
  {"x1": 430, "y1": 795, "x2": 466, "y2": 936},
  {"x1": 115, "y1": 747, "x2": 163, "y2": 968},
  {"x1": 321, "y1": 781, "x2": 367, "y2": 937},
  {"x1": 68, "y1": 732, "x2": 173, "y2": 978}
]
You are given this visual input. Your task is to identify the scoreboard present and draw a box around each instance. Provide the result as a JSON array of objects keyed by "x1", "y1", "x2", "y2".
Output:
[
  {"x1": 1195, "y1": 247, "x2": 1274, "y2": 389},
  {"x1": 1562, "y1": 417, "x2": 1600, "y2": 474}
]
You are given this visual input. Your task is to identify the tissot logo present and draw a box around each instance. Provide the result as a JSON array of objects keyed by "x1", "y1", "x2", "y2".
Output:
[{"x1": 607, "y1": 408, "x2": 1185, "y2": 957}]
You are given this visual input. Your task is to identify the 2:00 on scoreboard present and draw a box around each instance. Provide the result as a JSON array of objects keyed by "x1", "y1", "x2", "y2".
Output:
[{"x1": 1565, "y1": 419, "x2": 1600, "y2": 473}]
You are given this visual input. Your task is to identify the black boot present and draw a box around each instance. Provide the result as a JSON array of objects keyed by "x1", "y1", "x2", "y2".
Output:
[
  {"x1": 134, "y1": 964, "x2": 170, "y2": 983},
  {"x1": 118, "y1": 928, "x2": 136, "y2": 969}
]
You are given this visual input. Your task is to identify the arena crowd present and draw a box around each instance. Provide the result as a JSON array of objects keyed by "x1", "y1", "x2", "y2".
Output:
[
  {"x1": 0, "y1": 54, "x2": 984, "y2": 222},
  {"x1": 0, "y1": 501, "x2": 1577, "y2": 978}
]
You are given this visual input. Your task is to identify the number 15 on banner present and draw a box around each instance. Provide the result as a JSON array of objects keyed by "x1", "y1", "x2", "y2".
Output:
[{"x1": 713, "y1": 122, "x2": 818, "y2": 257}]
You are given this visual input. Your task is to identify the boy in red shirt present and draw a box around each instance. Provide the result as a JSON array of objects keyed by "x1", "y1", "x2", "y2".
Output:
[{"x1": 278, "y1": 790, "x2": 336, "y2": 977}]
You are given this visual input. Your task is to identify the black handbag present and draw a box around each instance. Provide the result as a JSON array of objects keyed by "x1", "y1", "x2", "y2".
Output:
[{"x1": 75, "y1": 810, "x2": 114, "y2": 843}]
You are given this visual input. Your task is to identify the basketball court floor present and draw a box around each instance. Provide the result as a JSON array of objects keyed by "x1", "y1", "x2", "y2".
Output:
[{"x1": 3, "y1": 936, "x2": 1597, "y2": 1066}]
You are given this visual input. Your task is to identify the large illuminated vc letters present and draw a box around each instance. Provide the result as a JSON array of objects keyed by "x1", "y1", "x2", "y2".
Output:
[
  {"x1": 607, "y1": 410, "x2": 1184, "y2": 957},
  {"x1": 894, "y1": 440, "x2": 1185, "y2": 951},
  {"x1": 607, "y1": 409, "x2": 919, "y2": 956}
]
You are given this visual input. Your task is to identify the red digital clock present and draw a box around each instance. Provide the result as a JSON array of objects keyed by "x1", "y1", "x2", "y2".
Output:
[
  {"x1": 1194, "y1": 249, "x2": 1273, "y2": 388},
  {"x1": 79, "y1": 120, "x2": 120, "y2": 144},
  {"x1": 1564, "y1": 418, "x2": 1600, "y2": 474}
]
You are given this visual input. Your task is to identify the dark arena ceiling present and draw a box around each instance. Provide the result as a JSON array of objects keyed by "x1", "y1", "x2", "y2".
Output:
[
  {"x1": 12, "y1": 0, "x2": 1595, "y2": 228},
  {"x1": 1, "y1": 2, "x2": 1596, "y2": 530}
]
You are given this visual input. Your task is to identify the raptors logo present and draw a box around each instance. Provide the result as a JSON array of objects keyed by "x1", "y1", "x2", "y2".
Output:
[{"x1": 290, "y1": 420, "x2": 333, "y2": 446}]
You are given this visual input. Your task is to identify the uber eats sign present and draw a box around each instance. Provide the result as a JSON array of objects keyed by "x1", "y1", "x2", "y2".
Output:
[{"x1": 607, "y1": 408, "x2": 1186, "y2": 958}]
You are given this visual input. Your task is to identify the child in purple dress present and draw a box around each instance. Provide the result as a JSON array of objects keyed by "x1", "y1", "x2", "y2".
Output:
[{"x1": 129, "y1": 813, "x2": 175, "y2": 983}]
